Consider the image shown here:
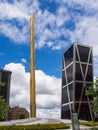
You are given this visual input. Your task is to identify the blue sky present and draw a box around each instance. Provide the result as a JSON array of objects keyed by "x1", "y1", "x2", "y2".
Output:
[{"x1": 1, "y1": 0, "x2": 98, "y2": 118}]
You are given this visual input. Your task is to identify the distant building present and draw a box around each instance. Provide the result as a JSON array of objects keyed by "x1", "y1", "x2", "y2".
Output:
[
  {"x1": 8, "y1": 106, "x2": 29, "y2": 120},
  {"x1": 0, "y1": 69, "x2": 12, "y2": 105},
  {"x1": 61, "y1": 43, "x2": 93, "y2": 120}
]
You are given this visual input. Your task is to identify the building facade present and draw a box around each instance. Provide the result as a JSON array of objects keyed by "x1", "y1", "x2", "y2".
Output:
[
  {"x1": 0, "y1": 69, "x2": 12, "y2": 105},
  {"x1": 8, "y1": 106, "x2": 29, "y2": 120},
  {"x1": 61, "y1": 43, "x2": 93, "y2": 120}
]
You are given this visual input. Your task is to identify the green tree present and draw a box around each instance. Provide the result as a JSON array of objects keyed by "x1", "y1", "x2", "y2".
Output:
[
  {"x1": 0, "y1": 82, "x2": 9, "y2": 121},
  {"x1": 86, "y1": 77, "x2": 98, "y2": 130},
  {"x1": 86, "y1": 77, "x2": 98, "y2": 114},
  {"x1": 0, "y1": 96, "x2": 9, "y2": 121}
]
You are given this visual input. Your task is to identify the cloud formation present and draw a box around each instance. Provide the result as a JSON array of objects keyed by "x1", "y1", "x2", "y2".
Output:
[
  {"x1": 21, "y1": 58, "x2": 27, "y2": 63},
  {"x1": 1, "y1": 0, "x2": 98, "y2": 79},
  {"x1": 0, "y1": 0, "x2": 39, "y2": 44},
  {"x1": 4, "y1": 63, "x2": 61, "y2": 118},
  {"x1": 1, "y1": 0, "x2": 98, "y2": 54}
]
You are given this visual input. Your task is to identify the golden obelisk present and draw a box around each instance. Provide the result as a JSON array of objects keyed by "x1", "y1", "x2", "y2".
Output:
[{"x1": 30, "y1": 14, "x2": 36, "y2": 117}]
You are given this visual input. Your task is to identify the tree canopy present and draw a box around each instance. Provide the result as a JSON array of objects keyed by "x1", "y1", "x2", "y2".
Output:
[
  {"x1": 0, "y1": 82, "x2": 9, "y2": 121},
  {"x1": 86, "y1": 77, "x2": 98, "y2": 113},
  {"x1": 0, "y1": 96, "x2": 9, "y2": 121}
]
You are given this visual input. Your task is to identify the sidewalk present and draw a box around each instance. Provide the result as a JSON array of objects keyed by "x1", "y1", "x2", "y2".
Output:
[
  {"x1": 66, "y1": 124, "x2": 98, "y2": 130},
  {"x1": 0, "y1": 118, "x2": 98, "y2": 130}
]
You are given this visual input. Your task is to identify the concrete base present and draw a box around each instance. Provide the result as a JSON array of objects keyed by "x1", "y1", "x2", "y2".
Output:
[
  {"x1": 0, "y1": 118, "x2": 98, "y2": 130},
  {"x1": 0, "y1": 118, "x2": 71, "y2": 126}
]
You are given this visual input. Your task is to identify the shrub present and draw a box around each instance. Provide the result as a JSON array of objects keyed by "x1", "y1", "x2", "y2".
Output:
[
  {"x1": 91, "y1": 128, "x2": 98, "y2": 130},
  {"x1": 80, "y1": 121, "x2": 98, "y2": 126},
  {"x1": 0, "y1": 123, "x2": 70, "y2": 130}
]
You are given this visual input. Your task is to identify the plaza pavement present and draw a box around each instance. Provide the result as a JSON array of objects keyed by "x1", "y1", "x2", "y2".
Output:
[{"x1": 0, "y1": 118, "x2": 97, "y2": 129}]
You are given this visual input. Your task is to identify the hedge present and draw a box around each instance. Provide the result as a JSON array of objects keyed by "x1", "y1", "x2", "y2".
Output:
[
  {"x1": 0, "y1": 123, "x2": 70, "y2": 130},
  {"x1": 80, "y1": 121, "x2": 98, "y2": 126}
]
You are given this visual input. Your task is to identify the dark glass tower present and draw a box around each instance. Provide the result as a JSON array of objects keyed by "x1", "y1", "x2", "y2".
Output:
[
  {"x1": 0, "y1": 69, "x2": 12, "y2": 105},
  {"x1": 61, "y1": 43, "x2": 93, "y2": 120}
]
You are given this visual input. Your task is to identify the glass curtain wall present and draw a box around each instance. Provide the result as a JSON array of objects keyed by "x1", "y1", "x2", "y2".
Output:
[{"x1": 61, "y1": 43, "x2": 93, "y2": 120}]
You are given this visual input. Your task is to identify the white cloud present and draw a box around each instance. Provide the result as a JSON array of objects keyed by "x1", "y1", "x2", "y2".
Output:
[
  {"x1": 35, "y1": 8, "x2": 70, "y2": 50},
  {"x1": 94, "y1": 56, "x2": 98, "y2": 76},
  {"x1": 35, "y1": 10, "x2": 56, "y2": 48},
  {"x1": 36, "y1": 70, "x2": 61, "y2": 95},
  {"x1": 0, "y1": 22, "x2": 29, "y2": 44},
  {"x1": 33, "y1": 0, "x2": 98, "y2": 52},
  {"x1": 51, "y1": 0, "x2": 98, "y2": 55},
  {"x1": 69, "y1": 17, "x2": 98, "y2": 56},
  {"x1": 0, "y1": 0, "x2": 70, "y2": 49},
  {"x1": 0, "y1": 0, "x2": 39, "y2": 20},
  {"x1": 56, "y1": 0, "x2": 98, "y2": 11},
  {"x1": 4, "y1": 63, "x2": 61, "y2": 118},
  {"x1": 37, "y1": 94, "x2": 60, "y2": 109},
  {"x1": 21, "y1": 58, "x2": 27, "y2": 63},
  {"x1": 56, "y1": 6, "x2": 70, "y2": 27},
  {"x1": 0, "y1": 0, "x2": 39, "y2": 44},
  {"x1": 37, "y1": 108, "x2": 61, "y2": 118},
  {"x1": 52, "y1": 40, "x2": 67, "y2": 50},
  {"x1": 73, "y1": 0, "x2": 98, "y2": 11},
  {"x1": 1, "y1": 0, "x2": 98, "y2": 54},
  {"x1": 0, "y1": 2, "x2": 29, "y2": 20},
  {"x1": 4, "y1": 63, "x2": 30, "y2": 109}
]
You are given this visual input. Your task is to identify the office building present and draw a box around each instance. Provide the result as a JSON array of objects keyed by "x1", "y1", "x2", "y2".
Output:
[
  {"x1": 0, "y1": 69, "x2": 12, "y2": 105},
  {"x1": 61, "y1": 43, "x2": 93, "y2": 120}
]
